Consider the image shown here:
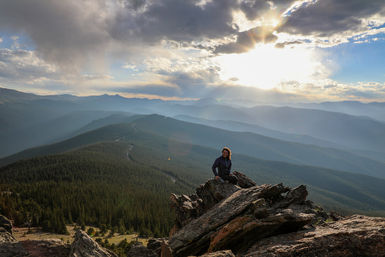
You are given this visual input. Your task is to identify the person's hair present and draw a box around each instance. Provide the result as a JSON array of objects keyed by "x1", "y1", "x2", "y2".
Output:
[{"x1": 222, "y1": 147, "x2": 231, "y2": 160}]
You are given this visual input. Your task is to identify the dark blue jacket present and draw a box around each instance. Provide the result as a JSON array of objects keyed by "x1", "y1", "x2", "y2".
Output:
[{"x1": 212, "y1": 156, "x2": 232, "y2": 177}]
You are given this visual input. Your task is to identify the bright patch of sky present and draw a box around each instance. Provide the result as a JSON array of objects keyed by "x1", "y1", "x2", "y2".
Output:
[{"x1": 327, "y1": 36, "x2": 385, "y2": 83}]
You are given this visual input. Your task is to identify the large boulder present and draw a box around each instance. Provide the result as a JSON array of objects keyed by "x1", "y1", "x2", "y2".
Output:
[
  {"x1": 246, "y1": 215, "x2": 385, "y2": 257},
  {"x1": 70, "y1": 229, "x2": 118, "y2": 257}
]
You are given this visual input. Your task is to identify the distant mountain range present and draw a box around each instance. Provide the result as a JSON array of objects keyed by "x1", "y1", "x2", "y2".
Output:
[
  {"x1": 1, "y1": 120, "x2": 385, "y2": 216},
  {"x1": 1, "y1": 87, "x2": 385, "y2": 160}
]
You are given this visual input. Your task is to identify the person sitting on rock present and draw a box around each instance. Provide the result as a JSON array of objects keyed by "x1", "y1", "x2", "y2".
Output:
[{"x1": 212, "y1": 147, "x2": 238, "y2": 185}]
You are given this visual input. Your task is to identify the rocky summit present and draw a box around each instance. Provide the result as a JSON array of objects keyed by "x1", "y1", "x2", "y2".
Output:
[
  {"x1": 163, "y1": 172, "x2": 385, "y2": 257},
  {"x1": 1, "y1": 172, "x2": 385, "y2": 257}
]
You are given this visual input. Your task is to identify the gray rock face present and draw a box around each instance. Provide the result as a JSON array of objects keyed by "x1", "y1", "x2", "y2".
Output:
[
  {"x1": 70, "y1": 229, "x2": 118, "y2": 257},
  {"x1": 245, "y1": 215, "x2": 385, "y2": 257}
]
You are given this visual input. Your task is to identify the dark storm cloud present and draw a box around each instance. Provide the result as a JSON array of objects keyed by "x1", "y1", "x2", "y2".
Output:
[
  {"x1": 279, "y1": 0, "x2": 385, "y2": 37},
  {"x1": 110, "y1": 0, "x2": 239, "y2": 43},
  {"x1": 214, "y1": 27, "x2": 278, "y2": 54}
]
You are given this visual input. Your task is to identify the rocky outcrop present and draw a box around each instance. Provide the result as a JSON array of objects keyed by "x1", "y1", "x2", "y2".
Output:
[
  {"x1": 168, "y1": 182, "x2": 324, "y2": 256},
  {"x1": 246, "y1": 215, "x2": 385, "y2": 257},
  {"x1": 69, "y1": 229, "x2": 117, "y2": 257},
  {"x1": 162, "y1": 173, "x2": 385, "y2": 257}
]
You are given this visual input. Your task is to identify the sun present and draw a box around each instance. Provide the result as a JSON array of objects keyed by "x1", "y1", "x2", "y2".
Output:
[{"x1": 214, "y1": 44, "x2": 320, "y2": 90}]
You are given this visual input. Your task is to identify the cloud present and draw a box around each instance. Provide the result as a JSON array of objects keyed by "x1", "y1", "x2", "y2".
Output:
[
  {"x1": 279, "y1": 0, "x2": 385, "y2": 40},
  {"x1": 0, "y1": 0, "x2": 283, "y2": 69},
  {"x1": 214, "y1": 26, "x2": 278, "y2": 54},
  {"x1": 274, "y1": 40, "x2": 303, "y2": 48},
  {"x1": 0, "y1": 48, "x2": 57, "y2": 83},
  {"x1": 0, "y1": 0, "x2": 111, "y2": 70},
  {"x1": 240, "y1": 0, "x2": 296, "y2": 20},
  {"x1": 111, "y1": 0, "x2": 239, "y2": 44}
]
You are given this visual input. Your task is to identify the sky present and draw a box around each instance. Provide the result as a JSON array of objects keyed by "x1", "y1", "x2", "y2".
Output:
[{"x1": 0, "y1": 0, "x2": 384, "y2": 105}]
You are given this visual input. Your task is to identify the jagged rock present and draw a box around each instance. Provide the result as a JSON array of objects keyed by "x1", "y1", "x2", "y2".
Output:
[
  {"x1": 232, "y1": 171, "x2": 256, "y2": 188},
  {"x1": 0, "y1": 215, "x2": 12, "y2": 234},
  {"x1": 127, "y1": 243, "x2": 157, "y2": 257},
  {"x1": 245, "y1": 215, "x2": 385, "y2": 257},
  {"x1": 70, "y1": 229, "x2": 118, "y2": 257},
  {"x1": 170, "y1": 172, "x2": 255, "y2": 235},
  {"x1": 168, "y1": 183, "x2": 319, "y2": 256},
  {"x1": 170, "y1": 179, "x2": 240, "y2": 235}
]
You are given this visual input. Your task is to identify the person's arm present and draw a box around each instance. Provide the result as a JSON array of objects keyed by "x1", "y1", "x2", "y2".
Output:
[
  {"x1": 229, "y1": 160, "x2": 232, "y2": 173},
  {"x1": 212, "y1": 158, "x2": 219, "y2": 176}
]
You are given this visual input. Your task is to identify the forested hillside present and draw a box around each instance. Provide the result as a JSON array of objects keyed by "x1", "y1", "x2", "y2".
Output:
[
  {"x1": 1, "y1": 122, "x2": 385, "y2": 237},
  {"x1": 0, "y1": 143, "x2": 196, "y2": 237}
]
